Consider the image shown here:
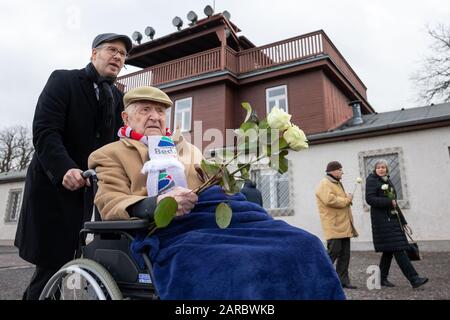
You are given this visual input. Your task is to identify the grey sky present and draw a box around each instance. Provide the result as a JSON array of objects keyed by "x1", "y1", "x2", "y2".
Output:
[{"x1": 1, "y1": 0, "x2": 449, "y2": 129}]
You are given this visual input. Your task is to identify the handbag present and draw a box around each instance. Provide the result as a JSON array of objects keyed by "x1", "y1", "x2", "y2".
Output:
[
  {"x1": 405, "y1": 241, "x2": 421, "y2": 261},
  {"x1": 394, "y1": 211, "x2": 422, "y2": 261}
]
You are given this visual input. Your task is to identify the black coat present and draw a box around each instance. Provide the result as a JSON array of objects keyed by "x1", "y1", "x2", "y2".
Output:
[
  {"x1": 241, "y1": 180, "x2": 263, "y2": 207},
  {"x1": 365, "y1": 173, "x2": 409, "y2": 252},
  {"x1": 14, "y1": 68, "x2": 123, "y2": 268}
]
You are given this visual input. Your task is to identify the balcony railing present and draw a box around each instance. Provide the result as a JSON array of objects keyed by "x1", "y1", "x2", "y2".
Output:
[
  {"x1": 117, "y1": 30, "x2": 366, "y2": 98},
  {"x1": 237, "y1": 31, "x2": 324, "y2": 73},
  {"x1": 117, "y1": 47, "x2": 221, "y2": 90}
]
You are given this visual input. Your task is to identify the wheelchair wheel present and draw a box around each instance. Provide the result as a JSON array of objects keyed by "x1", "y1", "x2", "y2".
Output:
[{"x1": 39, "y1": 258, "x2": 123, "y2": 300}]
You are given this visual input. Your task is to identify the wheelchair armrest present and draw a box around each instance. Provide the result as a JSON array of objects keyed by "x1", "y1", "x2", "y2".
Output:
[{"x1": 84, "y1": 219, "x2": 150, "y2": 231}]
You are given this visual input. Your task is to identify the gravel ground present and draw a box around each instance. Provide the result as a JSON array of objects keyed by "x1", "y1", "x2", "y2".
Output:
[
  {"x1": 0, "y1": 267, "x2": 34, "y2": 300},
  {"x1": 1, "y1": 247, "x2": 449, "y2": 300},
  {"x1": 343, "y1": 251, "x2": 450, "y2": 300}
]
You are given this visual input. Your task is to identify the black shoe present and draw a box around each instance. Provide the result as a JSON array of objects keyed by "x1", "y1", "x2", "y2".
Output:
[
  {"x1": 411, "y1": 277, "x2": 428, "y2": 289},
  {"x1": 381, "y1": 279, "x2": 396, "y2": 287},
  {"x1": 342, "y1": 284, "x2": 358, "y2": 289}
]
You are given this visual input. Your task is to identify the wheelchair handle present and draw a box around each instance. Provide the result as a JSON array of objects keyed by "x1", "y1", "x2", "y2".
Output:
[{"x1": 82, "y1": 169, "x2": 97, "y2": 179}]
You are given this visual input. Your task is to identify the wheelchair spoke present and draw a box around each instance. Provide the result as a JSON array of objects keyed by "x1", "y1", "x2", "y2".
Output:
[
  {"x1": 56, "y1": 283, "x2": 64, "y2": 300},
  {"x1": 39, "y1": 259, "x2": 124, "y2": 300}
]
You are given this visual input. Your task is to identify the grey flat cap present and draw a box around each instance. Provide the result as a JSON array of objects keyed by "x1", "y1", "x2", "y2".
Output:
[{"x1": 92, "y1": 33, "x2": 132, "y2": 52}]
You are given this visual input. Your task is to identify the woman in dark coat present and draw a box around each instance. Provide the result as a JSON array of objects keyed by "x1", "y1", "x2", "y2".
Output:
[{"x1": 365, "y1": 159, "x2": 428, "y2": 289}]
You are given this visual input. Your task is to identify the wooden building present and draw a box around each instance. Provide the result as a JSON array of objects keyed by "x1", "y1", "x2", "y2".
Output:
[{"x1": 118, "y1": 12, "x2": 374, "y2": 151}]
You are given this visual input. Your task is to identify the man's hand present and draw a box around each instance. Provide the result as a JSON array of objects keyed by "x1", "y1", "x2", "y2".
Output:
[
  {"x1": 392, "y1": 200, "x2": 397, "y2": 208},
  {"x1": 346, "y1": 193, "x2": 353, "y2": 201},
  {"x1": 62, "y1": 168, "x2": 91, "y2": 191},
  {"x1": 157, "y1": 186, "x2": 198, "y2": 216}
]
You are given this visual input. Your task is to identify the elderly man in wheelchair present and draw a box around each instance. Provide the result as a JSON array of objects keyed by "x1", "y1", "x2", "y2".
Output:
[{"x1": 39, "y1": 86, "x2": 345, "y2": 300}]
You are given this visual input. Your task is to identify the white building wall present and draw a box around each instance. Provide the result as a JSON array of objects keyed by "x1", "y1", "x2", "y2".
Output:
[
  {"x1": 0, "y1": 127, "x2": 449, "y2": 250},
  {"x1": 0, "y1": 180, "x2": 24, "y2": 245},
  {"x1": 281, "y1": 126, "x2": 450, "y2": 251}
]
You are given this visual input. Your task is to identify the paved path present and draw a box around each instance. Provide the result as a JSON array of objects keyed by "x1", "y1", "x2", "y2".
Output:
[
  {"x1": 343, "y1": 251, "x2": 450, "y2": 300},
  {"x1": 0, "y1": 246, "x2": 33, "y2": 300}
]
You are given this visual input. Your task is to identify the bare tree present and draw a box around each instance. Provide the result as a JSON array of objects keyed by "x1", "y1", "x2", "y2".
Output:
[
  {"x1": 0, "y1": 126, "x2": 34, "y2": 173},
  {"x1": 412, "y1": 24, "x2": 450, "y2": 104}
]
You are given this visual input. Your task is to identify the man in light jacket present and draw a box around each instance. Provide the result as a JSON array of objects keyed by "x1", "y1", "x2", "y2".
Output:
[{"x1": 315, "y1": 161, "x2": 359, "y2": 289}]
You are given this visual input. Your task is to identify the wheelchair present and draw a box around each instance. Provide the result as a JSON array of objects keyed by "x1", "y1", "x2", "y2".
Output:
[{"x1": 39, "y1": 170, "x2": 158, "y2": 300}]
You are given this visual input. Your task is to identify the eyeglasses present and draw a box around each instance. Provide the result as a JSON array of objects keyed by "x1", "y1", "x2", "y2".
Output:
[
  {"x1": 134, "y1": 105, "x2": 166, "y2": 116},
  {"x1": 97, "y1": 45, "x2": 128, "y2": 59}
]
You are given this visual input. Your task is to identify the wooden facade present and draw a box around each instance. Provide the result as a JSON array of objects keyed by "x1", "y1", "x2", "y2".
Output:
[{"x1": 118, "y1": 14, "x2": 374, "y2": 151}]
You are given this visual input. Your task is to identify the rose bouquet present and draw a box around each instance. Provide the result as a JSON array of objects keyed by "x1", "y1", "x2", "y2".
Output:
[
  {"x1": 150, "y1": 103, "x2": 309, "y2": 233},
  {"x1": 381, "y1": 183, "x2": 397, "y2": 215}
]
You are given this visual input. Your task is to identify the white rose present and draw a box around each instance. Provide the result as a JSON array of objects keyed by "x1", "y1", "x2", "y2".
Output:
[
  {"x1": 283, "y1": 124, "x2": 309, "y2": 151},
  {"x1": 356, "y1": 177, "x2": 362, "y2": 183},
  {"x1": 267, "y1": 107, "x2": 292, "y2": 130},
  {"x1": 381, "y1": 184, "x2": 389, "y2": 191}
]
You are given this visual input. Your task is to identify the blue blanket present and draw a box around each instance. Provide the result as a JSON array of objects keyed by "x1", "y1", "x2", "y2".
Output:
[{"x1": 131, "y1": 186, "x2": 345, "y2": 300}]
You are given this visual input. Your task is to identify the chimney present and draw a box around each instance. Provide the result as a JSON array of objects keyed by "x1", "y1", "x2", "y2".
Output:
[{"x1": 348, "y1": 100, "x2": 363, "y2": 126}]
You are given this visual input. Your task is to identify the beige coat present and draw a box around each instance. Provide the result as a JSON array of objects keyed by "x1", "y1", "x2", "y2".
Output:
[
  {"x1": 315, "y1": 176, "x2": 358, "y2": 240},
  {"x1": 88, "y1": 136, "x2": 204, "y2": 220}
]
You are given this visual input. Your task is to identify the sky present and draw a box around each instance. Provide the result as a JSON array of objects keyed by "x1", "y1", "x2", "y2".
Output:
[{"x1": 0, "y1": 0, "x2": 449, "y2": 129}]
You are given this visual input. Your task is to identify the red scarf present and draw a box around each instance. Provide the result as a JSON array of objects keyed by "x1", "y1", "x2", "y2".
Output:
[{"x1": 118, "y1": 126, "x2": 172, "y2": 145}]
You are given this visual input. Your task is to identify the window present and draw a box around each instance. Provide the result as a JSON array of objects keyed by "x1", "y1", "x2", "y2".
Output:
[
  {"x1": 266, "y1": 85, "x2": 288, "y2": 114},
  {"x1": 363, "y1": 154, "x2": 404, "y2": 199},
  {"x1": 174, "y1": 97, "x2": 192, "y2": 132},
  {"x1": 165, "y1": 107, "x2": 172, "y2": 131},
  {"x1": 251, "y1": 164, "x2": 293, "y2": 216},
  {"x1": 359, "y1": 147, "x2": 409, "y2": 209},
  {"x1": 5, "y1": 189, "x2": 22, "y2": 222}
]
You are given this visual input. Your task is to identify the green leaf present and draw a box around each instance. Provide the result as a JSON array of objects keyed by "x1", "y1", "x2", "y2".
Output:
[
  {"x1": 154, "y1": 197, "x2": 178, "y2": 228},
  {"x1": 258, "y1": 119, "x2": 269, "y2": 130},
  {"x1": 241, "y1": 102, "x2": 252, "y2": 123},
  {"x1": 215, "y1": 149, "x2": 235, "y2": 163},
  {"x1": 238, "y1": 163, "x2": 250, "y2": 180},
  {"x1": 237, "y1": 142, "x2": 247, "y2": 153},
  {"x1": 228, "y1": 179, "x2": 244, "y2": 194},
  {"x1": 220, "y1": 167, "x2": 232, "y2": 191},
  {"x1": 270, "y1": 150, "x2": 289, "y2": 174},
  {"x1": 201, "y1": 159, "x2": 221, "y2": 177},
  {"x1": 278, "y1": 137, "x2": 288, "y2": 150},
  {"x1": 237, "y1": 134, "x2": 258, "y2": 155},
  {"x1": 261, "y1": 144, "x2": 272, "y2": 157},
  {"x1": 259, "y1": 127, "x2": 279, "y2": 145},
  {"x1": 215, "y1": 202, "x2": 232, "y2": 229},
  {"x1": 235, "y1": 180, "x2": 245, "y2": 191},
  {"x1": 221, "y1": 167, "x2": 241, "y2": 195},
  {"x1": 240, "y1": 121, "x2": 259, "y2": 133}
]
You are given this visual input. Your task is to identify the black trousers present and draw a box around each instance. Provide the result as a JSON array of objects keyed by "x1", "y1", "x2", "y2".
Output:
[
  {"x1": 379, "y1": 250, "x2": 419, "y2": 283},
  {"x1": 327, "y1": 238, "x2": 351, "y2": 286},
  {"x1": 22, "y1": 265, "x2": 60, "y2": 300}
]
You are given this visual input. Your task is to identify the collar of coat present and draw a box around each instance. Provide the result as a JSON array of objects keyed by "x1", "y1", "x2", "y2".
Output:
[
  {"x1": 371, "y1": 173, "x2": 391, "y2": 183},
  {"x1": 325, "y1": 174, "x2": 340, "y2": 184},
  {"x1": 325, "y1": 174, "x2": 346, "y2": 191}
]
